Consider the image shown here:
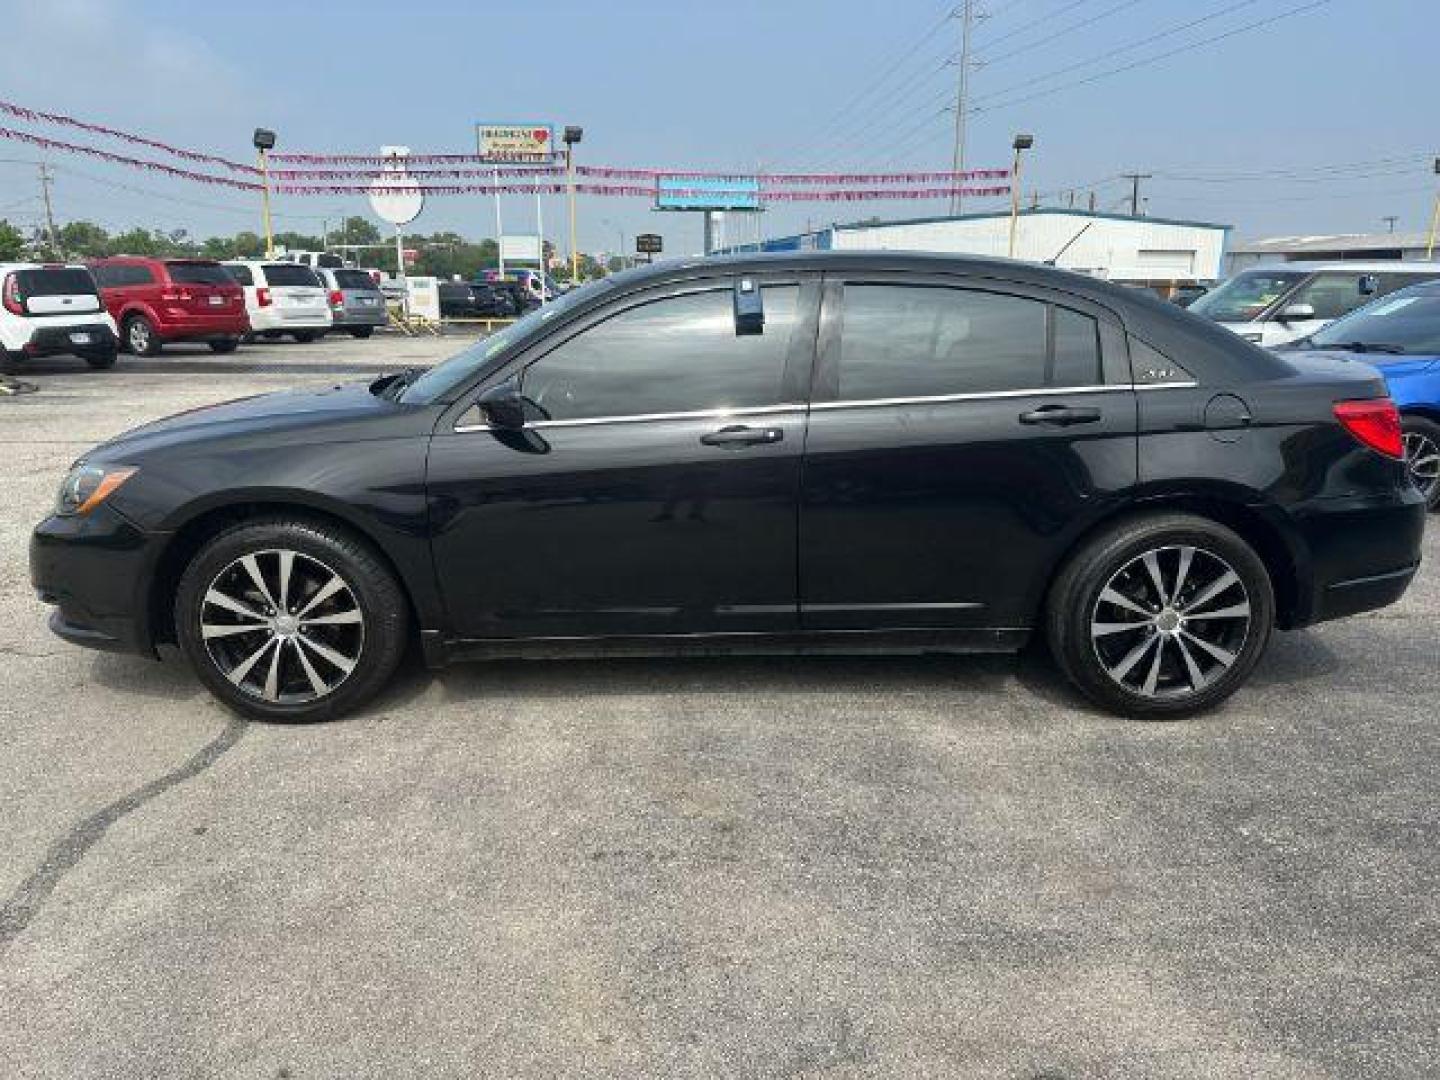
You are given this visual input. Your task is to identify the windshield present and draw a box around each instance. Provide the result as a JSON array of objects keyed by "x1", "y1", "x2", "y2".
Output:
[
  {"x1": 1189, "y1": 270, "x2": 1305, "y2": 323},
  {"x1": 1309, "y1": 288, "x2": 1440, "y2": 355},
  {"x1": 399, "y1": 279, "x2": 612, "y2": 403}
]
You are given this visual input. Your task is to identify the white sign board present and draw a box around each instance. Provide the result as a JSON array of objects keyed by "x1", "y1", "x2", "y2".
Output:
[
  {"x1": 405, "y1": 276, "x2": 441, "y2": 322},
  {"x1": 476, "y1": 124, "x2": 554, "y2": 162},
  {"x1": 499, "y1": 234, "x2": 542, "y2": 262},
  {"x1": 368, "y1": 145, "x2": 423, "y2": 226}
]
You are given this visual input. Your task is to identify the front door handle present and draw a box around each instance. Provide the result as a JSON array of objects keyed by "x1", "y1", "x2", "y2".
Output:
[
  {"x1": 1018, "y1": 404, "x2": 1103, "y2": 426},
  {"x1": 700, "y1": 424, "x2": 784, "y2": 447}
]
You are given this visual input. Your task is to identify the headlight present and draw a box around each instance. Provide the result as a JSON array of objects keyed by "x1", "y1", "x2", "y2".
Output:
[{"x1": 56, "y1": 463, "x2": 138, "y2": 516}]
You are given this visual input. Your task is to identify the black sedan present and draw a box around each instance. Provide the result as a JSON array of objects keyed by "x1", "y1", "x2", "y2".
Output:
[{"x1": 31, "y1": 253, "x2": 1425, "y2": 722}]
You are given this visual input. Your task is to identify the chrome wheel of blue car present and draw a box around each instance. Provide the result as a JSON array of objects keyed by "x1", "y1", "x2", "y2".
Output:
[{"x1": 1402, "y1": 418, "x2": 1440, "y2": 509}]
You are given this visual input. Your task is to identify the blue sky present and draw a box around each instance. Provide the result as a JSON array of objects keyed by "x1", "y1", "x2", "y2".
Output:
[{"x1": 2, "y1": 0, "x2": 1435, "y2": 258}]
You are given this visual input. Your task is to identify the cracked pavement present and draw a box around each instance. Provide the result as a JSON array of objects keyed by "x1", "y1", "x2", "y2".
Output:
[{"x1": 0, "y1": 336, "x2": 1437, "y2": 1078}]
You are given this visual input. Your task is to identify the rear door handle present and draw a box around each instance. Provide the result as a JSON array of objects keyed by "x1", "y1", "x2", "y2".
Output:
[
  {"x1": 700, "y1": 424, "x2": 784, "y2": 447},
  {"x1": 1018, "y1": 404, "x2": 1103, "y2": 426}
]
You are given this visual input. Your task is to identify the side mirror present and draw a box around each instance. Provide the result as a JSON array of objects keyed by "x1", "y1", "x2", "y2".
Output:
[
  {"x1": 477, "y1": 381, "x2": 527, "y2": 430},
  {"x1": 1359, "y1": 274, "x2": 1380, "y2": 296},
  {"x1": 1280, "y1": 302, "x2": 1316, "y2": 324}
]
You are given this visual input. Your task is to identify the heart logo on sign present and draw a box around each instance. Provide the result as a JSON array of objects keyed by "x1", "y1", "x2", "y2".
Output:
[{"x1": 533, "y1": 128, "x2": 550, "y2": 144}]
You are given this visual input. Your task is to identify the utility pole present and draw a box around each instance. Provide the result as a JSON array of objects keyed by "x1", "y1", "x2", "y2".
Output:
[
  {"x1": 1382, "y1": 215, "x2": 1398, "y2": 234},
  {"x1": 1122, "y1": 172, "x2": 1151, "y2": 218},
  {"x1": 37, "y1": 164, "x2": 59, "y2": 256},
  {"x1": 949, "y1": 0, "x2": 977, "y2": 217}
]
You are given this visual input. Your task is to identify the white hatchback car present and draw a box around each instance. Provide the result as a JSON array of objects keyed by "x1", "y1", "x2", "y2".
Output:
[
  {"x1": 0, "y1": 262, "x2": 119, "y2": 373},
  {"x1": 222, "y1": 261, "x2": 332, "y2": 342}
]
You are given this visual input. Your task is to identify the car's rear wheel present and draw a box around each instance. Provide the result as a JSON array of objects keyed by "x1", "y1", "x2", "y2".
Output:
[
  {"x1": 124, "y1": 315, "x2": 161, "y2": 356},
  {"x1": 83, "y1": 349, "x2": 117, "y2": 370},
  {"x1": 1401, "y1": 415, "x2": 1440, "y2": 510},
  {"x1": 292, "y1": 330, "x2": 318, "y2": 343},
  {"x1": 0, "y1": 349, "x2": 22, "y2": 374},
  {"x1": 209, "y1": 338, "x2": 240, "y2": 354},
  {"x1": 175, "y1": 519, "x2": 409, "y2": 722},
  {"x1": 1046, "y1": 513, "x2": 1275, "y2": 718},
  {"x1": 349, "y1": 326, "x2": 374, "y2": 339}
]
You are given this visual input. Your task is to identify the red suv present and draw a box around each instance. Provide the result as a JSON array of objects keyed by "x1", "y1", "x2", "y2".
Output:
[{"x1": 90, "y1": 257, "x2": 249, "y2": 355}]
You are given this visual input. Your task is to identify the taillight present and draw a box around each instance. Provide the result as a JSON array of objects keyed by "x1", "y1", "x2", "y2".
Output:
[
  {"x1": 1334, "y1": 399, "x2": 1403, "y2": 459},
  {"x1": 328, "y1": 289, "x2": 344, "y2": 308},
  {"x1": 256, "y1": 287, "x2": 272, "y2": 308},
  {"x1": 1, "y1": 273, "x2": 23, "y2": 316},
  {"x1": 160, "y1": 289, "x2": 192, "y2": 303}
]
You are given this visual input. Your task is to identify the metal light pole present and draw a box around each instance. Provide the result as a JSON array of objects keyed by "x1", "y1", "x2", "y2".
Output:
[
  {"x1": 1427, "y1": 158, "x2": 1440, "y2": 260},
  {"x1": 564, "y1": 126, "x2": 583, "y2": 280},
  {"x1": 253, "y1": 128, "x2": 277, "y2": 257},
  {"x1": 1007, "y1": 134, "x2": 1033, "y2": 260}
]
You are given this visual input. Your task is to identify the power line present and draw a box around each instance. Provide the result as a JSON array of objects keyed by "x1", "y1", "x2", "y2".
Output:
[
  {"x1": 973, "y1": 0, "x2": 1264, "y2": 101},
  {"x1": 975, "y1": 0, "x2": 1149, "y2": 67},
  {"x1": 972, "y1": 0, "x2": 1103, "y2": 52},
  {"x1": 971, "y1": 0, "x2": 1335, "y2": 114}
]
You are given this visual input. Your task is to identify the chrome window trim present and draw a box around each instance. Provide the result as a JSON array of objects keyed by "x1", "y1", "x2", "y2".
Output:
[
  {"x1": 451, "y1": 383, "x2": 1199, "y2": 432},
  {"x1": 454, "y1": 402, "x2": 803, "y2": 433}
]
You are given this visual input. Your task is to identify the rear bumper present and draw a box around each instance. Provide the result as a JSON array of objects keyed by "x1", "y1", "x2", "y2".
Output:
[
  {"x1": 30, "y1": 504, "x2": 166, "y2": 657},
  {"x1": 1288, "y1": 487, "x2": 1427, "y2": 627},
  {"x1": 17, "y1": 322, "x2": 117, "y2": 357},
  {"x1": 152, "y1": 312, "x2": 249, "y2": 340},
  {"x1": 248, "y1": 309, "x2": 333, "y2": 332},
  {"x1": 332, "y1": 305, "x2": 388, "y2": 328}
]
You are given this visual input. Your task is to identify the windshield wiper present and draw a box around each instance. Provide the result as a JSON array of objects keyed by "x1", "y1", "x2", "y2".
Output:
[{"x1": 1318, "y1": 341, "x2": 1406, "y2": 355}]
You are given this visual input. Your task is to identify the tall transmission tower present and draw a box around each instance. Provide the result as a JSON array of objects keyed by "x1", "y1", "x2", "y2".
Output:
[{"x1": 949, "y1": 1, "x2": 978, "y2": 217}]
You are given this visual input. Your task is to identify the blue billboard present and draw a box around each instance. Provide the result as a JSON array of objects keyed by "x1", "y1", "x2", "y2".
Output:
[{"x1": 655, "y1": 175, "x2": 761, "y2": 211}]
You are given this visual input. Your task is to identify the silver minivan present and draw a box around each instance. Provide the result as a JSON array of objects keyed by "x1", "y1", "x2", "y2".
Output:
[
  {"x1": 1190, "y1": 261, "x2": 1440, "y2": 347},
  {"x1": 316, "y1": 267, "x2": 388, "y2": 339}
]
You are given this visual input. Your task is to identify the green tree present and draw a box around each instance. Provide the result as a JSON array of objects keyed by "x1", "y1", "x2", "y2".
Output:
[
  {"x1": 58, "y1": 221, "x2": 109, "y2": 257},
  {"x1": 339, "y1": 216, "x2": 382, "y2": 246},
  {"x1": 0, "y1": 219, "x2": 23, "y2": 261}
]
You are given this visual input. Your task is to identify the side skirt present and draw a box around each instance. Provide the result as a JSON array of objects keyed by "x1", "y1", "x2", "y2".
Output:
[{"x1": 427, "y1": 627, "x2": 1031, "y2": 666}]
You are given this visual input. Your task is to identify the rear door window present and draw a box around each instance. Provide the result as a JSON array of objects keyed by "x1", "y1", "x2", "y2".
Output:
[
  {"x1": 15, "y1": 267, "x2": 102, "y2": 314},
  {"x1": 1289, "y1": 273, "x2": 1370, "y2": 321},
  {"x1": 834, "y1": 284, "x2": 1102, "y2": 400},
  {"x1": 262, "y1": 264, "x2": 321, "y2": 287},
  {"x1": 167, "y1": 262, "x2": 234, "y2": 286},
  {"x1": 225, "y1": 265, "x2": 253, "y2": 287}
]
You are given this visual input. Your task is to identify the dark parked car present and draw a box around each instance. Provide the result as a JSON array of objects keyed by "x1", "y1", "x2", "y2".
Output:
[{"x1": 31, "y1": 253, "x2": 1425, "y2": 722}]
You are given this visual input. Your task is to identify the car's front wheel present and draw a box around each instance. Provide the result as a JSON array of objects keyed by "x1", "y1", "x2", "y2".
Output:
[
  {"x1": 175, "y1": 519, "x2": 409, "y2": 721},
  {"x1": 292, "y1": 330, "x2": 318, "y2": 343},
  {"x1": 349, "y1": 326, "x2": 374, "y2": 339},
  {"x1": 1046, "y1": 513, "x2": 1275, "y2": 718},
  {"x1": 1401, "y1": 415, "x2": 1440, "y2": 510}
]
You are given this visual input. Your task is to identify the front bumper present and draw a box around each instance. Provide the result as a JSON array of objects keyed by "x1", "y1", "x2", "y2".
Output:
[
  {"x1": 1289, "y1": 486, "x2": 1427, "y2": 627},
  {"x1": 30, "y1": 503, "x2": 167, "y2": 657},
  {"x1": 19, "y1": 322, "x2": 117, "y2": 358}
]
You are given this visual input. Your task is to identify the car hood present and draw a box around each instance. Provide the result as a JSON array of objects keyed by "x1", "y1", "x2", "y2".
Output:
[{"x1": 89, "y1": 380, "x2": 411, "y2": 461}]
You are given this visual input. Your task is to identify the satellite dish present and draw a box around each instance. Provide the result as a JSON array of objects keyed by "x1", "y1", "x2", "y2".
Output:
[{"x1": 368, "y1": 146, "x2": 423, "y2": 226}]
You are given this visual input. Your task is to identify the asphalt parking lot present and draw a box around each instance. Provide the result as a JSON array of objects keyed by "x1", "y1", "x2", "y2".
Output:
[{"x1": 0, "y1": 334, "x2": 1436, "y2": 1079}]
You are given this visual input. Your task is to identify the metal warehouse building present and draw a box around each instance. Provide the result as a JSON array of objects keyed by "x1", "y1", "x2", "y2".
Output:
[
  {"x1": 1227, "y1": 231, "x2": 1440, "y2": 272},
  {"x1": 718, "y1": 208, "x2": 1230, "y2": 289}
]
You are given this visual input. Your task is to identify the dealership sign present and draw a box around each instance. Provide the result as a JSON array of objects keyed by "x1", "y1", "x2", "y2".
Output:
[{"x1": 476, "y1": 124, "x2": 555, "y2": 163}]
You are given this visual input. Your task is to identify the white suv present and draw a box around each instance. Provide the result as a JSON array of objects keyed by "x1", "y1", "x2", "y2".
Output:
[
  {"x1": 1, "y1": 263, "x2": 119, "y2": 373},
  {"x1": 222, "y1": 261, "x2": 332, "y2": 342}
]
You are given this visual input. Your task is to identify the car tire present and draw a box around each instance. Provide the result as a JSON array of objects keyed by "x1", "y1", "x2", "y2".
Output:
[
  {"x1": 1046, "y1": 512, "x2": 1275, "y2": 718},
  {"x1": 209, "y1": 338, "x2": 240, "y2": 354},
  {"x1": 1401, "y1": 415, "x2": 1440, "y2": 511},
  {"x1": 124, "y1": 315, "x2": 161, "y2": 357},
  {"x1": 83, "y1": 349, "x2": 117, "y2": 370},
  {"x1": 0, "y1": 349, "x2": 21, "y2": 374},
  {"x1": 349, "y1": 327, "x2": 374, "y2": 339},
  {"x1": 292, "y1": 331, "x2": 317, "y2": 343},
  {"x1": 175, "y1": 518, "x2": 410, "y2": 722}
]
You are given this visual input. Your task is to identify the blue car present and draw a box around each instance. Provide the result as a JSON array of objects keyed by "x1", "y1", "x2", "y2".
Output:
[{"x1": 1281, "y1": 280, "x2": 1440, "y2": 509}]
